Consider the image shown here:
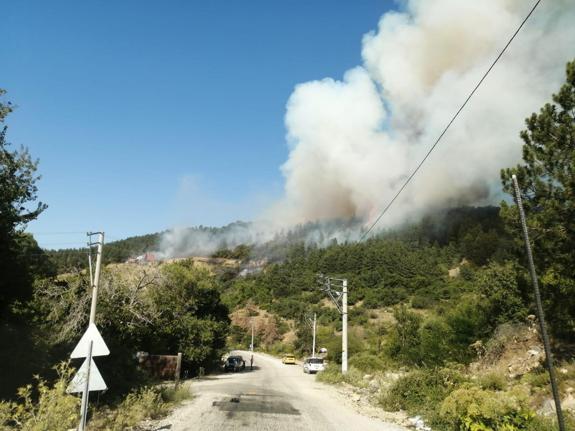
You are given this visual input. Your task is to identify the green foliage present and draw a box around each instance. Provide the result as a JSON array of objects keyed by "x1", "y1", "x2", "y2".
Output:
[
  {"x1": 147, "y1": 262, "x2": 230, "y2": 370},
  {"x1": 418, "y1": 318, "x2": 455, "y2": 367},
  {"x1": 475, "y1": 262, "x2": 528, "y2": 325},
  {"x1": 25, "y1": 262, "x2": 229, "y2": 397},
  {"x1": 316, "y1": 365, "x2": 368, "y2": 388},
  {"x1": 0, "y1": 89, "x2": 14, "y2": 122},
  {"x1": 363, "y1": 286, "x2": 409, "y2": 308},
  {"x1": 439, "y1": 385, "x2": 534, "y2": 431},
  {"x1": 381, "y1": 367, "x2": 465, "y2": 426},
  {"x1": 411, "y1": 293, "x2": 436, "y2": 309},
  {"x1": 477, "y1": 372, "x2": 507, "y2": 391},
  {"x1": 0, "y1": 360, "x2": 191, "y2": 431},
  {"x1": 89, "y1": 386, "x2": 174, "y2": 430},
  {"x1": 348, "y1": 352, "x2": 388, "y2": 373},
  {"x1": 212, "y1": 244, "x2": 252, "y2": 261},
  {"x1": 322, "y1": 332, "x2": 365, "y2": 365},
  {"x1": 385, "y1": 306, "x2": 423, "y2": 365},
  {"x1": 501, "y1": 59, "x2": 575, "y2": 339},
  {"x1": 526, "y1": 413, "x2": 575, "y2": 431},
  {"x1": 0, "y1": 362, "x2": 79, "y2": 431},
  {"x1": 0, "y1": 96, "x2": 56, "y2": 400},
  {"x1": 0, "y1": 125, "x2": 48, "y2": 310},
  {"x1": 444, "y1": 295, "x2": 488, "y2": 353}
]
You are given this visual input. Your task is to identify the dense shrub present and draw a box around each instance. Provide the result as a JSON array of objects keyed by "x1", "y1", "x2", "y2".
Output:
[
  {"x1": 90, "y1": 387, "x2": 166, "y2": 430},
  {"x1": 439, "y1": 385, "x2": 534, "y2": 431},
  {"x1": 0, "y1": 362, "x2": 191, "y2": 431},
  {"x1": 381, "y1": 368, "x2": 465, "y2": 426},
  {"x1": 348, "y1": 352, "x2": 387, "y2": 373},
  {"x1": 444, "y1": 295, "x2": 489, "y2": 361},
  {"x1": 385, "y1": 306, "x2": 422, "y2": 363},
  {"x1": 0, "y1": 363, "x2": 78, "y2": 431},
  {"x1": 418, "y1": 318, "x2": 454, "y2": 367},
  {"x1": 316, "y1": 364, "x2": 367, "y2": 388},
  {"x1": 475, "y1": 262, "x2": 529, "y2": 325},
  {"x1": 349, "y1": 306, "x2": 368, "y2": 325},
  {"x1": 411, "y1": 293, "x2": 436, "y2": 309},
  {"x1": 363, "y1": 287, "x2": 409, "y2": 309},
  {"x1": 322, "y1": 333, "x2": 365, "y2": 364}
]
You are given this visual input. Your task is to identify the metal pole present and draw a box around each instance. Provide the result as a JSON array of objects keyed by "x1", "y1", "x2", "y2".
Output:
[
  {"x1": 342, "y1": 279, "x2": 348, "y2": 374},
  {"x1": 312, "y1": 313, "x2": 317, "y2": 358},
  {"x1": 89, "y1": 232, "x2": 104, "y2": 325},
  {"x1": 175, "y1": 352, "x2": 182, "y2": 389},
  {"x1": 512, "y1": 175, "x2": 565, "y2": 431},
  {"x1": 87, "y1": 241, "x2": 93, "y2": 288},
  {"x1": 78, "y1": 340, "x2": 93, "y2": 431},
  {"x1": 250, "y1": 322, "x2": 254, "y2": 352}
]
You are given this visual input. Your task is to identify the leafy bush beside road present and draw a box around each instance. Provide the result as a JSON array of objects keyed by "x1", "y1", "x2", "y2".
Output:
[{"x1": 0, "y1": 362, "x2": 192, "y2": 431}]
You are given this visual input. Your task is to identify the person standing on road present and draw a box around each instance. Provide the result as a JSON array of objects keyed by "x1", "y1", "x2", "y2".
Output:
[{"x1": 250, "y1": 354, "x2": 254, "y2": 370}]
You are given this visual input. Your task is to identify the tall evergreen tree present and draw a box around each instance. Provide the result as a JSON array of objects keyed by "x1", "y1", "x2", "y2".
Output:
[{"x1": 501, "y1": 59, "x2": 575, "y2": 339}]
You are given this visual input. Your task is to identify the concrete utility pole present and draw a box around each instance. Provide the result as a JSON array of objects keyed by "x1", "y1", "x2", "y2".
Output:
[
  {"x1": 317, "y1": 275, "x2": 348, "y2": 374},
  {"x1": 342, "y1": 280, "x2": 348, "y2": 374},
  {"x1": 512, "y1": 175, "x2": 565, "y2": 431},
  {"x1": 312, "y1": 313, "x2": 317, "y2": 358},
  {"x1": 78, "y1": 231, "x2": 104, "y2": 431},
  {"x1": 88, "y1": 232, "x2": 104, "y2": 324},
  {"x1": 305, "y1": 313, "x2": 317, "y2": 358}
]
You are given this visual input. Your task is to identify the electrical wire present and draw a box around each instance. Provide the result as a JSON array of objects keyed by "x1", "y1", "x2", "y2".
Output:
[{"x1": 360, "y1": 0, "x2": 543, "y2": 241}]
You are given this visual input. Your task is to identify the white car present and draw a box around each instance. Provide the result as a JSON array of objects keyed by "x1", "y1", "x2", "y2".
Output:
[{"x1": 303, "y1": 357, "x2": 325, "y2": 374}]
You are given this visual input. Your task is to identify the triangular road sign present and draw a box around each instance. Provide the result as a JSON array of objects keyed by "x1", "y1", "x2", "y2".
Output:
[
  {"x1": 71, "y1": 323, "x2": 110, "y2": 358},
  {"x1": 66, "y1": 358, "x2": 107, "y2": 393}
]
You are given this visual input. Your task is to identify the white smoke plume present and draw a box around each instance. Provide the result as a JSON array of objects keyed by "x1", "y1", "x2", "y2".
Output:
[
  {"x1": 270, "y1": 0, "x2": 575, "y2": 228},
  {"x1": 161, "y1": 0, "x2": 574, "y2": 257}
]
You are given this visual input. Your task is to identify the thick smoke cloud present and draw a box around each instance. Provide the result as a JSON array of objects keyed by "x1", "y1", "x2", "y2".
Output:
[
  {"x1": 271, "y1": 0, "x2": 575, "y2": 227},
  {"x1": 161, "y1": 0, "x2": 574, "y2": 257}
]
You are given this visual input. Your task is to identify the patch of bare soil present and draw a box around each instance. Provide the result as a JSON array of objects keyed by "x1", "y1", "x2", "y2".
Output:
[{"x1": 469, "y1": 319, "x2": 544, "y2": 379}]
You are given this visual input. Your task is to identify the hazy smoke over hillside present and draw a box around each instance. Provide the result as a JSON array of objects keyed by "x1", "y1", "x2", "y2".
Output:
[{"x1": 161, "y1": 0, "x2": 574, "y2": 257}]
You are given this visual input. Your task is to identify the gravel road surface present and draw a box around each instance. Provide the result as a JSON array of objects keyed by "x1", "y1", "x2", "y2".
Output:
[{"x1": 154, "y1": 351, "x2": 406, "y2": 431}]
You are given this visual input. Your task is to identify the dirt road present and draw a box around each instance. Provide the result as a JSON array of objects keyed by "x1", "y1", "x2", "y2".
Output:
[{"x1": 153, "y1": 351, "x2": 406, "y2": 431}]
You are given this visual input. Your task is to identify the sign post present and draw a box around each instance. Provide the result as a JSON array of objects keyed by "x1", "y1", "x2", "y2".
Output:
[{"x1": 67, "y1": 323, "x2": 109, "y2": 431}]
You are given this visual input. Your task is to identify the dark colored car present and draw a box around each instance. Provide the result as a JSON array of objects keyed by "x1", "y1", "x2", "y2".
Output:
[{"x1": 224, "y1": 355, "x2": 246, "y2": 372}]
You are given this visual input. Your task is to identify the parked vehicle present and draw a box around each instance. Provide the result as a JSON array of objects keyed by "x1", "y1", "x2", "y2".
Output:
[
  {"x1": 303, "y1": 357, "x2": 325, "y2": 374},
  {"x1": 224, "y1": 355, "x2": 245, "y2": 372},
  {"x1": 282, "y1": 354, "x2": 296, "y2": 365}
]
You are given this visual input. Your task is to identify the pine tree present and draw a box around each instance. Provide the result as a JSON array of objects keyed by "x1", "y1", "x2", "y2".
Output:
[{"x1": 501, "y1": 59, "x2": 575, "y2": 339}]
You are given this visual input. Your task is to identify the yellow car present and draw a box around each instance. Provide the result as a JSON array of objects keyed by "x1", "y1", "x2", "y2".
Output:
[{"x1": 282, "y1": 354, "x2": 296, "y2": 365}]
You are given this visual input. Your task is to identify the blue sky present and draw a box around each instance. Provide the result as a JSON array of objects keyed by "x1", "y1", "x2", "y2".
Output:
[{"x1": 2, "y1": 0, "x2": 394, "y2": 249}]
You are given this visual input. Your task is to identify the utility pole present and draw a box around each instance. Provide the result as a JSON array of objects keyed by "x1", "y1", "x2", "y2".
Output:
[
  {"x1": 342, "y1": 280, "x2": 348, "y2": 374},
  {"x1": 88, "y1": 232, "x2": 104, "y2": 324},
  {"x1": 305, "y1": 312, "x2": 317, "y2": 358},
  {"x1": 77, "y1": 232, "x2": 104, "y2": 431},
  {"x1": 512, "y1": 175, "x2": 565, "y2": 431},
  {"x1": 312, "y1": 313, "x2": 317, "y2": 359},
  {"x1": 317, "y1": 275, "x2": 348, "y2": 374},
  {"x1": 250, "y1": 321, "x2": 254, "y2": 352}
]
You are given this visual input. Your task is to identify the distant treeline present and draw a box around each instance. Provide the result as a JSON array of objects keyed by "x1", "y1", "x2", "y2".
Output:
[{"x1": 45, "y1": 232, "x2": 162, "y2": 273}]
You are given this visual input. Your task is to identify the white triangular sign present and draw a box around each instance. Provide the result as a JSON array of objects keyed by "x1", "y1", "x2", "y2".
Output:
[
  {"x1": 71, "y1": 323, "x2": 110, "y2": 358},
  {"x1": 66, "y1": 358, "x2": 107, "y2": 393}
]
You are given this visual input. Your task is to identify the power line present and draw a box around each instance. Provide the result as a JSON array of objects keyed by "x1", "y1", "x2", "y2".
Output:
[
  {"x1": 27, "y1": 231, "x2": 86, "y2": 235},
  {"x1": 360, "y1": 0, "x2": 543, "y2": 241}
]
